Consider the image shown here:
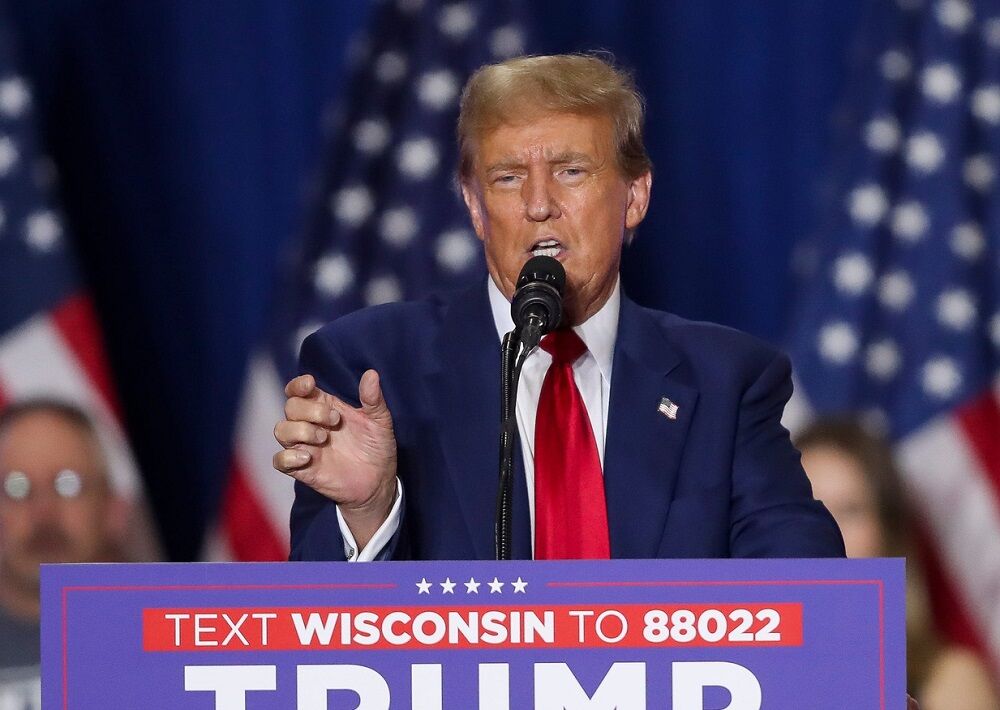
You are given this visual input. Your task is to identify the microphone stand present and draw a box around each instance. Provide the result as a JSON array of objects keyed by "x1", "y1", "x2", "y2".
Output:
[{"x1": 495, "y1": 329, "x2": 531, "y2": 560}]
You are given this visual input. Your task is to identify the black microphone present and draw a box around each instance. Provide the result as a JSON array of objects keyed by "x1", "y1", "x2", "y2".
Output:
[{"x1": 510, "y1": 255, "x2": 566, "y2": 349}]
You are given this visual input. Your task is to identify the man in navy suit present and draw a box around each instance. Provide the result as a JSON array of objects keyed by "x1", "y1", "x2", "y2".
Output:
[{"x1": 273, "y1": 54, "x2": 845, "y2": 562}]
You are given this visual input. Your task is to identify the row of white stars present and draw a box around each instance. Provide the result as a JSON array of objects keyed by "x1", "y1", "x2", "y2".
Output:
[
  {"x1": 416, "y1": 576, "x2": 528, "y2": 594},
  {"x1": 352, "y1": 117, "x2": 446, "y2": 161},
  {"x1": 858, "y1": 122, "x2": 996, "y2": 186},
  {"x1": 833, "y1": 225, "x2": 987, "y2": 276},
  {"x1": 893, "y1": 1, "x2": 997, "y2": 42},
  {"x1": 863, "y1": 122, "x2": 999, "y2": 188},
  {"x1": 849, "y1": 186, "x2": 995, "y2": 238},
  {"x1": 357, "y1": 136, "x2": 443, "y2": 181},
  {"x1": 353, "y1": 2, "x2": 523, "y2": 70},
  {"x1": 817, "y1": 320, "x2": 1000, "y2": 399},
  {"x1": 314, "y1": 232, "x2": 476, "y2": 296},
  {"x1": 367, "y1": 32, "x2": 522, "y2": 87},
  {"x1": 880, "y1": 54, "x2": 1000, "y2": 103},
  {"x1": 831, "y1": 255, "x2": 985, "y2": 326}
]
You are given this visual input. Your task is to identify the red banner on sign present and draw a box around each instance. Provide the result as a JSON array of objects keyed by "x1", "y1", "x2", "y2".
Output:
[{"x1": 142, "y1": 603, "x2": 803, "y2": 652}]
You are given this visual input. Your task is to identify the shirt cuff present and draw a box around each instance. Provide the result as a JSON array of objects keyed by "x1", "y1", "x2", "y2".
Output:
[{"x1": 336, "y1": 478, "x2": 403, "y2": 562}]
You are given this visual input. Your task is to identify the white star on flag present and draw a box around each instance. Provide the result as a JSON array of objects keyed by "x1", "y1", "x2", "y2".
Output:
[
  {"x1": 464, "y1": 577, "x2": 480, "y2": 594},
  {"x1": 488, "y1": 577, "x2": 504, "y2": 594},
  {"x1": 511, "y1": 577, "x2": 527, "y2": 593},
  {"x1": 440, "y1": 578, "x2": 456, "y2": 594},
  {"x1": 416, "y1": 577, "x2": 432, "y2": 594}
]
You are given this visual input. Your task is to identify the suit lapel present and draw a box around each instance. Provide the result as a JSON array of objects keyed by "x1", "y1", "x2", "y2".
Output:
[
  {"x1": 423, "y1": 283, "x2": 532, "y2": 559},
  {"x1": 603, "y1": 296, "x2": 699, "y2": 558}
]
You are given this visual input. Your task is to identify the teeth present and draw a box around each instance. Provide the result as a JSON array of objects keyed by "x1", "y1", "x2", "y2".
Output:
[
  {"x1": 531, "y1": 239, "x2": 562, "y2": 257},
  {"x1": 532, "y1": 247, "x2": 561, "y2": 257}
]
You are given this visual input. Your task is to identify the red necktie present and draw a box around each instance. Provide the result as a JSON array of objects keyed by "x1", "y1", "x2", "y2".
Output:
[{"x1": 534, "y1": 330, "x2": 611, "y2": 559}]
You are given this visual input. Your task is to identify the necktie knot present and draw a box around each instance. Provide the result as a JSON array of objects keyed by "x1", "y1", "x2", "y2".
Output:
[{"x1": 540, "y1": 330, "x2": 587, "y2": 365}]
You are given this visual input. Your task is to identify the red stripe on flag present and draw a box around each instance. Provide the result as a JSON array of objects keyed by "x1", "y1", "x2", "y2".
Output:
[
  {"x1": 951, "y1": 390, "x2": 1000, "y2": 668},
  {"x1": 914, "y1": 523, "x2": 988, "y2": 655},
  {"x1": 222, "y1": 457, "x2": 288, "y2": 561},
  {"x1": 50, "y1": 293, "x2": 122, "y2": 419},
  {"x1": 956, "y1": 391, "x2": 1000, "y2": 498}
]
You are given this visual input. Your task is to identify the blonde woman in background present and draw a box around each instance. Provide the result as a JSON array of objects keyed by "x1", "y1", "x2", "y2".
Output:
[{"x1": 797, "y1": 418, "x2": 998, "y2": 710}]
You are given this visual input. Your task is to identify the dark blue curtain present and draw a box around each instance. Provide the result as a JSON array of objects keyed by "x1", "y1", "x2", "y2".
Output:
[{"x1": 6, "y1": 0, "x2": 864, "y2": 559}]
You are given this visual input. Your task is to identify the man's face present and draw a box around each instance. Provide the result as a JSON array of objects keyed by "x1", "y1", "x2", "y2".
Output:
[
  {"x1": 0, "y1": 411, "x2": 112, "y2": 592},
  {"x1": 461, "y1": 111, "x2": 651, "y2": 325}
]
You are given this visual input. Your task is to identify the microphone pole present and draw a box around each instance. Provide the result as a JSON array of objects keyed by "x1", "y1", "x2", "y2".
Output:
[{"x1": 495, "y1": 256, "x2": 565, "y2": 560}]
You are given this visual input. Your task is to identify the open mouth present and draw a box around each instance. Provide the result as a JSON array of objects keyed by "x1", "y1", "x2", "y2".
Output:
[{"x1": 530, "y1": 238, "x2": 564, "y2": 258}]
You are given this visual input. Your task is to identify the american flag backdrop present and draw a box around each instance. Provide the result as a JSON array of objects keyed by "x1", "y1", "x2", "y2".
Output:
[
  {"x1": 787, "y1": 0, "x2": 1000, "y2": 673},
  {"x1": 0, "y1": 19, "x2": 148, "y2": 530},
  {"x1": 216, "y1": 0, "x2": 530, "y2": 560}
]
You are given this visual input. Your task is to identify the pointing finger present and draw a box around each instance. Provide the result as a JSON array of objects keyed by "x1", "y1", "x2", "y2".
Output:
[{"x1": 285, "y1": 397, "x2": 341, "y2": 427}]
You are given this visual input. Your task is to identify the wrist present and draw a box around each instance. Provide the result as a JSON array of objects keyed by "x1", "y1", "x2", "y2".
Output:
[{"x1": 339, "y1": 478, "x2": 397, "y2": 550}]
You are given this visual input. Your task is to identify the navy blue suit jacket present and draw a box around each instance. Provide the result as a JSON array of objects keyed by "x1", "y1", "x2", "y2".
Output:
[{"x1": 290, "y1": 281, "x2": 844, "y2": 561}]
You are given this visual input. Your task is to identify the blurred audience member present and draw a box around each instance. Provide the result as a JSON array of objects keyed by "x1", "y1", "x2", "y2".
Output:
[
  {"x1": 0, "y1": 400, "x2": 128, "y2": 708},
  {"x1": 797, "y1": 418, "x2": 998, "y2": 710}
]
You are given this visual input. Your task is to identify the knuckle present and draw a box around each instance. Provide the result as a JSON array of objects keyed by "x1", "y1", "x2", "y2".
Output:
[
  {"x1": 309, "y1": 402, "x2": 327, "y2": 423},
  {"x1": 288, "y1": 422, "x2": 308, "y2": 442}
]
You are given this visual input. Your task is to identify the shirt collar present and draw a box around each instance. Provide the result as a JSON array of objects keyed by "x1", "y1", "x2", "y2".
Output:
[{"x1": 487, "y1": 274, "x2": 619, "y2": 383}]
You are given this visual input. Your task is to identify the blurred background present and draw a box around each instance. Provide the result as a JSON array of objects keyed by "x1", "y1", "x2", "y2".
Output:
[{"x1": 0, "y1": 0, "x2": 997, "y2": 696}]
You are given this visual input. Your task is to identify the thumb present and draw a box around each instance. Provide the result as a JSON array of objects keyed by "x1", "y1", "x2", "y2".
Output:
[{"x1": 358, "y1": 369, "x2": 392, "y2": 422}]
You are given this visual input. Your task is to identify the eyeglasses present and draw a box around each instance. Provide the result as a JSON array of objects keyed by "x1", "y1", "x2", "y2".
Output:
[{"x1": 2, "y1": 469, "x2": 85, "y2": 501}]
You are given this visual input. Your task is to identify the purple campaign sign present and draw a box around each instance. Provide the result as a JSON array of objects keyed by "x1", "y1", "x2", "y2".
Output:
[{"x1": 41, "y1": 558, "x2": 904, "y2": 709}]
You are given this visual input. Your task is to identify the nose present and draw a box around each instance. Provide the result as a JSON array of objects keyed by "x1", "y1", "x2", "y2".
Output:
[
  {"x1": 523, "y1": 170, "x2": 561, "y2": 222},
  {"x1": 29, "y1": 488, "x2": 61, "y2": 521}
]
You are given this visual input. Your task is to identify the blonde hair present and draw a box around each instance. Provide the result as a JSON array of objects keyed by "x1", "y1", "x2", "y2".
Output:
[{"x1": 457, "y1": 53, "x2": 652, "y2": 181}]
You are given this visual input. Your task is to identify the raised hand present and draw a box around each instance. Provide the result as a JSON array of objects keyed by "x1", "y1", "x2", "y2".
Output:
[{"x1": 273, "y1": 369, "x2": 397, "y2": 550}]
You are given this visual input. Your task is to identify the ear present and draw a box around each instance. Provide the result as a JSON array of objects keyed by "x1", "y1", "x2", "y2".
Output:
[
  {"x1": 624, "y1": 170, "x2": 652, "y2": 231},
  {"x1": 460, "y1": 179, "x2": 487, "y2": 241}
]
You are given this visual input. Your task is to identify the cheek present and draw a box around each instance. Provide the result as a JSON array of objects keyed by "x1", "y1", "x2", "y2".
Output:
[
  {"x1": 0, "y1": 508, "x2": 32, "y2": 537},
  {"x1": 60, "y1": 503, "x2": 107, "y2": 540}
]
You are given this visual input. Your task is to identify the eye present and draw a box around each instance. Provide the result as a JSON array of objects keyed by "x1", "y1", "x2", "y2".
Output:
[
  {"x1": 557, "y1": 167, "x2": 587, "y2": 181},
  {"x1": 492, "y1": 174, "x2": 521, "y2": 186}
]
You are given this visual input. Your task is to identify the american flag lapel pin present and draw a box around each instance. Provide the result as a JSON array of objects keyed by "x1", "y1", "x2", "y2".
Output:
[{"x1": 657, "y1": 396, "x2": 679, "y2": 420}]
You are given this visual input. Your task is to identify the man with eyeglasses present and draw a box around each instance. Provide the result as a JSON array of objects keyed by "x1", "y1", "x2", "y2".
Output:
[{"x1": 0, "y1": 399, "x2": 122, "y2": 709}]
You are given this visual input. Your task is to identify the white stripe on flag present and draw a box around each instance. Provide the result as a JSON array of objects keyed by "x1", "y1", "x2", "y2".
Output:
[
  {"x1": 897, "y1": 415, "x2": 1000, "y2": 674},
  {"x1": 781, "y1": 376, "x2": 814, "y2": 435},
  {"x1": 234, "y1": 352, "x2": 295, "y2": 543}
]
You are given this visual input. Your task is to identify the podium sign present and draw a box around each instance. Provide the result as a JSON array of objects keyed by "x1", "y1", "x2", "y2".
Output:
[{"x1": 42, "y1": 558, "x2": 903, "y2": 709}]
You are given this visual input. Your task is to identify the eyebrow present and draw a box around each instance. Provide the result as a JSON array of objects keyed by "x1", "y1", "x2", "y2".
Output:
[{"x1": 484, "y1": 151, "x2": 595, "y2": 174}]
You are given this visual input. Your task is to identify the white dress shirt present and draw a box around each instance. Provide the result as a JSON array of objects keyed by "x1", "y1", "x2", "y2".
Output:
[
  {"x1": 487, "y1": 276, "x2": 618, "y2": 548},
  {"x1": 337, "y1": 276, "x2": 620, "y2": 560}
]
